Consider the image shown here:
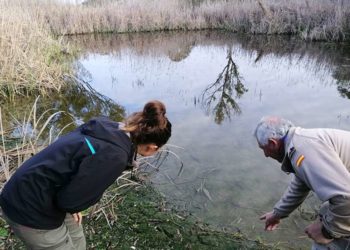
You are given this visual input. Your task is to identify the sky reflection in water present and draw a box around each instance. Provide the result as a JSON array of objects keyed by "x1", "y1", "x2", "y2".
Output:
[{"x1": 73, "y1": 31, "x2": 350, "y2": 249}]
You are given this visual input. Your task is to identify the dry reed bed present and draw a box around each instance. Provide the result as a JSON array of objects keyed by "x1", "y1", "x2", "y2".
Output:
[
  {"x1": 0, "y1": 0, "x2": 75, "y2": 96},
  {"x1": 0, "y1": 98, "x2": 67, "y2": 187},
  {"x1": 41, "y1": 0, "x2": 350, "y2": 41}
]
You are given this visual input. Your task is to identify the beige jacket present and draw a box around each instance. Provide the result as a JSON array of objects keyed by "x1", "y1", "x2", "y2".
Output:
[{"x1": 274, "y1": 127, "x2": 350, "y2": 238}]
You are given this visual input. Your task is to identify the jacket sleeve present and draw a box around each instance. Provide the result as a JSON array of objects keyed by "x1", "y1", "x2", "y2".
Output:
[
  {"x1": 295, "y1": 139, "x2": 350, "y2": 238},
  {"x1": 55, "y1": 148, "x2": 128, "y2": 213},
  {"x1": 322, "y1": 196, "x2": 350, "y2": 238},
  {"x1": 273, "y1": 175, "x2": 310, "y2": 218}
]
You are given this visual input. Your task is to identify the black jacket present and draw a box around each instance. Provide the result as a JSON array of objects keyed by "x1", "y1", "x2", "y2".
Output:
[{"x1": 0, "y1": 117, "x2": 134, "y2": 229}]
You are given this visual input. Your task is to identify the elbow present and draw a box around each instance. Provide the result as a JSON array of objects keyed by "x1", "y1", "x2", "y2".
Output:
[
  {"x1": 55, "y1": 192, "x2": 102, "y2": 213},
  {"x1": 55, "y1": 198, "x2": 82, "y2": 214}
]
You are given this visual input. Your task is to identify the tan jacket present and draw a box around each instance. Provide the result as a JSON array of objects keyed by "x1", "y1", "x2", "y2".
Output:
[{"x1": 274, "y1": 127, "x2": 350, "y2": 238}]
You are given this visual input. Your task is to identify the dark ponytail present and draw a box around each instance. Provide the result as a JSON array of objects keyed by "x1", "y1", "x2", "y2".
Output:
[{"x1": 122, "y1": 100, "x2": 172, "y2": 147}]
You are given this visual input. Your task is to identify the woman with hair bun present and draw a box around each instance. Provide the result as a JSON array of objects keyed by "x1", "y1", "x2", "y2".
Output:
[
  {"x1": 0, "y1": 100, "x2": 172, "y2": 250},
  {"x1": 123, "y1": 100, "x2": 172, "y2": 156}
]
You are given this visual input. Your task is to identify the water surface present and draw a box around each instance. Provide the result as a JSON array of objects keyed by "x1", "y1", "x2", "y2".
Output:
[{"x1": 67, "y1": 31, "x2": 350, "y2": 249}]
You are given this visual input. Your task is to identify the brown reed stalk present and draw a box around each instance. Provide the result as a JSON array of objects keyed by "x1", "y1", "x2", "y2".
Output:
[
  {"x1": 0, "y1": 96, "x2": 72, "y2": 188},
  {"x1": 41, "y1": 0, "x2": 349, "y2": 41},
  {"x1": 0, "y1": 0, "x2": 76, "y2": 96}
]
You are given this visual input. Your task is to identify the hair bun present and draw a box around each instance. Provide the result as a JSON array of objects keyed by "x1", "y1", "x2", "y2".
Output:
[
  {"x1": 143, "y1": 100, "x2": 167, "y2": 128},
  {"x1": 122, "y1": 100, "x2": 172, "y2": 147}
]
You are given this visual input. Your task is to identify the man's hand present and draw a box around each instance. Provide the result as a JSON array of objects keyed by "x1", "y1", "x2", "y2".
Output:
[
  {"x1": 304, "y1": 221, "x2": 333, "y2": 245},
  {"x1": 72, "y1": 212, "x2": 83, "y2": 226},
  {"x1": 260, "y1": 211, "x2": 280, "y2": 231}
]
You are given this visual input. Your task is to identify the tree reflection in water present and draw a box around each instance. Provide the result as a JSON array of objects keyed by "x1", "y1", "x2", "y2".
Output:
[
  {"x1": 201, "y1": 48, "x2": 247, "y2": 124},
  {"x1": 64, "y1": 31, "x2": 350, "y2": 111},
  {"x1": 1, "y1": 78, "x2": 125, "y2": 140}
]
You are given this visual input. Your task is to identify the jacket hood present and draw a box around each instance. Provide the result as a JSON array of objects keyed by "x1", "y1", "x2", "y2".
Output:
[{"x1": 80, "y1": 116, "x2": 132, "y2": 151}]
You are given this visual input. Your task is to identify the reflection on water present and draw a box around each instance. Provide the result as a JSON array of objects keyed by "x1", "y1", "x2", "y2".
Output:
[
  {"x1": 66, "y1": 31, "x2": 350, "y2": 102},
  {"x1": 334, "y1": 64, "x2": 350, "y2": 99},
  {"x1": 66, "y1": 31, "x2": 350, "y2": 249},
  {"x1": 1, "y1": 80, "x2": 125, "y2": 136},
  {"x1": 201, "y1": 48, "x2": 248, "y2": 124}
]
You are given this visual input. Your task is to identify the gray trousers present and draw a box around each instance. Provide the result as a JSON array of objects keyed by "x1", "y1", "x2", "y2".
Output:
[{"x1": 2, "y1": 211, "x2": 86, "y2": 250}]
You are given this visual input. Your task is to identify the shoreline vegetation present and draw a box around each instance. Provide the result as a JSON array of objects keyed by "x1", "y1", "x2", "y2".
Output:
[{"x1": 1, "y1": 0, "x2": 350, "y2": 94}]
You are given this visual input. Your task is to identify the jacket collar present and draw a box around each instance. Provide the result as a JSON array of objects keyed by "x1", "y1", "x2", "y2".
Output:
[{"x1": 281, "y1": 127, "x2": 296, "y2": 173}]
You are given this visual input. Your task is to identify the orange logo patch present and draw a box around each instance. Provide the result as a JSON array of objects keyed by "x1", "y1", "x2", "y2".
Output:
[{"x1": 296, "y1": 155, "x2": 305, "y2": 167}]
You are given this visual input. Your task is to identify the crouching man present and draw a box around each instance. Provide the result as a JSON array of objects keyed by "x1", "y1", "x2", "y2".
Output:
[{"x1": 255, "y1": 116, "x2": 350, "y2": 250}]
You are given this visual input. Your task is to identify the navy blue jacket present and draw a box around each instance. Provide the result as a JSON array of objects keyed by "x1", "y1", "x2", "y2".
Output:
[{"x1": 0, "y1": 117, "x2": 134, "y2": 229}]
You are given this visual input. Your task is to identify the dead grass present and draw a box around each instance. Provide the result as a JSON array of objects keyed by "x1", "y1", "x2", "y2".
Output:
[
  {"x1": 0, "y1": 0, "x2": 76, "y2": 96},
  {"x1": 36, "y1": 0, "x2": 350, "y2": 41},
  {"x1": 0, "y1": 97, "x2": 74, "y2": 188}
]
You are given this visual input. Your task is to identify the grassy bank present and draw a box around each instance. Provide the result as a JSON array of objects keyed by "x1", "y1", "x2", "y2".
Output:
[
  {"x1": 85, "y1": 185, "x2": 272, "y2": 249},
  {"x1": 1, "y1": 0, "x2": 349, "y2": 94},
  {"x1": 1, "y1": 185, "x2": 272, "y2": 249}
]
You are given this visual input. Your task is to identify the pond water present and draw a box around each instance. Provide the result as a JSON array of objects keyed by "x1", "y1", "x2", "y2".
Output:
[
  {"x1": 5, "y1": 31, "x2": 349, "y2": 249},
  {"x1": 64, "y1": 31, "x2": 350, "y2": 249}
]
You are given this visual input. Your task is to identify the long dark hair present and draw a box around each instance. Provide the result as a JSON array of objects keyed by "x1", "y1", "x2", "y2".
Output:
[{"x1": 122, "y1": 100, "x2": 172, "y2": 147}]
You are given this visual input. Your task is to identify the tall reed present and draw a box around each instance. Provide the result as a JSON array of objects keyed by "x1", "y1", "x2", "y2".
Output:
[
  {"x1": 0, "y1": 97, "x2": 73, "y2": 189},
  {"x1": 0, "y1": 0, "x2": 75, "y2": 96},
  {"x1": 36, "y1": 0, "x2": 350, "y2": 41}
]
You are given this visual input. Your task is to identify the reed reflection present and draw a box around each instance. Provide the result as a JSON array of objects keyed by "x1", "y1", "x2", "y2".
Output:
[
  {"x1": 67, "y1": 31, "x2": 350, "y2": 105},
  {"x1": 235, "y1": 35, "x2": 350, "y2": 100},
  {"x1": 201, "y1": 48, "x2": 247, "y2": 124},
  {"x1": 334, "y1": 63, "x2": 350, "y2": 99},
  {"x1": 65, "y1": 31, "x2": 196, "y2": 61},
  {"x1": 1, "y1": 79, "x2": 125, "y2": 138}
]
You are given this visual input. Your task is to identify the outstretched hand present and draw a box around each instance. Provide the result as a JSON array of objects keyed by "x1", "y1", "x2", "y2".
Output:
[{"x1": 260, "y1": 211, "x2": 280, "y2": 231}]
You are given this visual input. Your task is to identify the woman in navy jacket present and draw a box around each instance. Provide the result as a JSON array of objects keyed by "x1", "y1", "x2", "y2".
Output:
[{"x1": 0, "y1": 100, "x2": 172, "y2": 250}]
